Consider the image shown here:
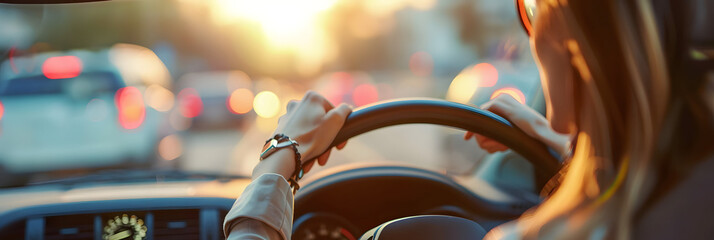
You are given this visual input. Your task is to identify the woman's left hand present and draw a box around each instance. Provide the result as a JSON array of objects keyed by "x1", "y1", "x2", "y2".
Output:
[{"x1": 465, "y1": 94, "x2": 571, "y2": 155}]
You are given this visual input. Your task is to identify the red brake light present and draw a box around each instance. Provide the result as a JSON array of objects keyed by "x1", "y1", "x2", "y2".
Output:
[
  {"x1": 115, "y1": 87, "x2": 146, "y2": 130},
  {"x1": 0, "y1": 100, "x2": 4, "y2": 121},
  {"x1": 178, "y1": 88, "x2": 203, "y2": 118},
  {"x1": 352, "y1": 84, "x2": 379, "y2": 106},
  {"x1": 42, "y1": 56, "x2": 83, "y2": 79}
]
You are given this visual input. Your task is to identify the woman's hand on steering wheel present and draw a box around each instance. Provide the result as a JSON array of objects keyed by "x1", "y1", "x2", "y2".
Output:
[
  {"x1": 464, "y1": 94, "x2": 571, "y2": 155},
  {"x1": 253, "y1": 91, "x2": 352, "y2": 180},
  {"x1": 276, "y1": 91, "x2": 351, "y2": 172}
]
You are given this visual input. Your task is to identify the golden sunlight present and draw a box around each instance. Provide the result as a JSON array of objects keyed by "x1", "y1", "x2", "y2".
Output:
[
  {"x1": 212, "y1": 0, "x2": 338, "y2": 75},
  {"x1": 213, "y1": 0, "x2": 335, "y2": 46}
]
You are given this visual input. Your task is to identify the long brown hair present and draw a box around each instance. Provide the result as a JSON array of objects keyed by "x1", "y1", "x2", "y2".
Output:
[{"x1": 518, "y1": 0, "x2": 714, "y2": 239}]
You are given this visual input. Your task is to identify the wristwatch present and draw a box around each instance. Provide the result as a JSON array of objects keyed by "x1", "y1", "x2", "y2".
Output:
[
  {"x1": 260, "y1": 134, "x2": 304, "y2": 194},
  {"x1": 260, "y1": 138, "x2": 299, "y2": 160}
]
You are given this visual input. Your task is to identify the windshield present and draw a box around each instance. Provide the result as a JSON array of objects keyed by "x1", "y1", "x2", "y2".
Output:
[{"x1": 0, "y1": 0, "x2": 541, "y2": 188}]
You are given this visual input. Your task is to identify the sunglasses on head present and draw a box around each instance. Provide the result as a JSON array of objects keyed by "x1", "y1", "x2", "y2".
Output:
[
  {"x1": 516, "y1": 0, "x2": 537, "y2": 36},
  {"x1": 516, "y1": 0, "x2": 714, "y2": 78}
]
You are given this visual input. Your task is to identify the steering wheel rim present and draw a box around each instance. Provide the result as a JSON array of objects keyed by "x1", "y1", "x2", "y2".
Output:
[{"x1": 322, "y1": 98, "x2": 560, "y2": 190}]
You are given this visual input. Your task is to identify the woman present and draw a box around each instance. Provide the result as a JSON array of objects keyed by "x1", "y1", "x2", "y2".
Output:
[{"x1": 223, "y1": 0, "x2": 714, "y2": 239}]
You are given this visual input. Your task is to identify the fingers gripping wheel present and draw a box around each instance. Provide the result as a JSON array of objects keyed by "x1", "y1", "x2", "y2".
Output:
[{"x1": 320, "y1": 98, "x2": 561, "y2": 191}]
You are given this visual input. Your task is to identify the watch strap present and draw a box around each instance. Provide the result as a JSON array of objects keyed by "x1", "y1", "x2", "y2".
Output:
[{"x1": 260, "y1": 134, "x2": 303, "y2": 194}]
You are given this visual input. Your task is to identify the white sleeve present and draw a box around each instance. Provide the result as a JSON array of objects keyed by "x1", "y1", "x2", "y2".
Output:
[{"x1": 224, "y1": 173, "x2": 294, "y2": 240}]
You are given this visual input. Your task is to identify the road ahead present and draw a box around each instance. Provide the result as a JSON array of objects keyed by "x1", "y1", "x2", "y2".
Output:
[{"x1": 177, "y1": 123, "x2": 490, "y2": 179}]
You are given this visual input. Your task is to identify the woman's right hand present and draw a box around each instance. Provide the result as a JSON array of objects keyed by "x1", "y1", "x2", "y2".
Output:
[
  {"x1": 464, "y1": 94, "x2": 571, "y2": 156},
  {"x1": 253, "y1": 91, "x2": 352, "y2": 180}
]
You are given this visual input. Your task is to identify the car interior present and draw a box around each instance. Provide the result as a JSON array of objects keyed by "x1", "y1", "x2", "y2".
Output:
[{"x1": 9, "y1": 0, "x2": 709, "y2": 239}]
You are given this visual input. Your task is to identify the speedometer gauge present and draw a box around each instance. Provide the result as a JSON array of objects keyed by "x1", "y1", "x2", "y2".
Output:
[
  {"x1": 102, "y1": 214, "x2": 147, "y2": 240},
  {"x1": 293, "y1": 213, "x2": 359, "y2": 240}
]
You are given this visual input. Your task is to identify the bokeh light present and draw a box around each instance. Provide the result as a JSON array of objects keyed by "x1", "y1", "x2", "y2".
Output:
[
  {"x1": 409, "y1": 51, "x2": 433, "y2": 77},
  {"x1": 0, "y1": 100, "x2": 4, "y2": 121},
  {"x1": 253, "y1": 91, "x2": 280, "y2": 118},
  {"x1": 472, "y1": 63, "x2": 498, "y2": 87},
  {"x1": 323, "y1": 72, "x2": 354, "y2": 105},
  {"x1": 352, "y1": 83, "x2": 379, "y2": 106},
  {"x1": 115, "y1": 86, "x2": 146, "y2": 130},
  {"x1": 110, "y1": 44, "x2": 172, "y2": 88},
  {"x1": 177, "y1": 88, "x2": 203, "y2": 118},
  {"x1": 145, "y1": 84, "x2": 175, "y2": 112},
  {"x1": 228, "y1": 88, "x2": 254, "y2": 114},
  {"x1": 446, "y1": 72, "x2": 479, "y2": 103},
  {"x1": 490, "y1": 87, "x2": 526, "y2": 104},
  {"x1": 158, "y1": 134, "x2": 183, "y2": 161},
  {"x1": 42, "y1": 56, "x2": 83, "y2": 79},
  {"x1": 446, "y1": 63, "x2": 499, "y2": 103}
]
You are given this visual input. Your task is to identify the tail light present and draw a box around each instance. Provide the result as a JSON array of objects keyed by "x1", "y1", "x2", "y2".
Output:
[
  {"x1": 0, "y1": 100, "x2": 4, "y2": 121},
  {"x1": 42, "y1": 56, "x2": 83, "y2": 79},
  {"x1": 177, "y1": 88, "x2": 203, "y2": 118},
  {"x1": 115, "y1": 87, "x2": 146, "y2": 130},
  {"x1": 0, "y1": 100, "x2": 3, "y2": 135}
]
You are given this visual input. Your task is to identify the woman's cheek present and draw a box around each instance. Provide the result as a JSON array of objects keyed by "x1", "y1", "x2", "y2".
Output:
[{"x1": 532, "y1": 37, "x2": 577, "y2": 134}]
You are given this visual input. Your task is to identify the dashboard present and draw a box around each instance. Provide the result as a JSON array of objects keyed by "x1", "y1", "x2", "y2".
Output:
[
  {"x1": 0, "y1": 165, "x2": 538, "y2": 240},
  {"x1": 0, "y1": 197, "x2": 234, "y2": 240},
  {"x1": 0, "y1": 178, "x2": 246, "y2": 240}
]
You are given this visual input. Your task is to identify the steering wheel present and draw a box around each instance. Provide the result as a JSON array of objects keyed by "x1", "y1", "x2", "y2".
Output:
[
  {"x1": 299, "y1": 98, "x2": 561, "y2": 239},
  {"x1": 319, "y1": 98, "x2": 561, "y2": 191}
]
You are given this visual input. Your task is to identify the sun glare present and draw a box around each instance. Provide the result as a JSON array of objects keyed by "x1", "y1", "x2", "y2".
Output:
[
  {"x1": 212, "y1": 0, "x2": 338, "y2": 76},
  {"x1": 214, "y1": 0, "x2": 335, "y2": 46}
]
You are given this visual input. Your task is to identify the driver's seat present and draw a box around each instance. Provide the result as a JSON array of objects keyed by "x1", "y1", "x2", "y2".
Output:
[{"x1": 359, "y1": 215, "x2": 487, "y2": 240}]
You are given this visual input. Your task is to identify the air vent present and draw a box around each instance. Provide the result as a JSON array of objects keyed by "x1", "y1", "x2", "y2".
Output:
[
  {"x1": 153, "y1": 209, "x2": 200, "y2": 240},
  {"x1": 44, "y1": 214, "x2": 94, "y2": 240}
]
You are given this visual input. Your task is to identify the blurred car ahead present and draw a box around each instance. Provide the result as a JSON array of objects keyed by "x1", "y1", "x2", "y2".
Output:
[
  {"x1": 174, "y1": 71, "x2": 254, "y2": 131},
  {"x1": 0, "y1": 48, "x2": 173, "y2": 183}
]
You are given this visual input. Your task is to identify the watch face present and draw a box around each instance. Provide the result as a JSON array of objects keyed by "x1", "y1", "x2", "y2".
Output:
[{"x1": 102, "y1": 214, "x2": 147, "y2": 240}]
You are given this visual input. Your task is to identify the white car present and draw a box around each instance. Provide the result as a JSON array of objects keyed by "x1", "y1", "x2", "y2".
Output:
[{"x1": 0, "y1": 49, "x2": 169, "y2": 177}]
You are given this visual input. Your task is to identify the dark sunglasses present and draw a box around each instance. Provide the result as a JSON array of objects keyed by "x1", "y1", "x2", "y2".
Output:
[{"x1": 516, "y1": 0, "x2": 536, "y2": 36}]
